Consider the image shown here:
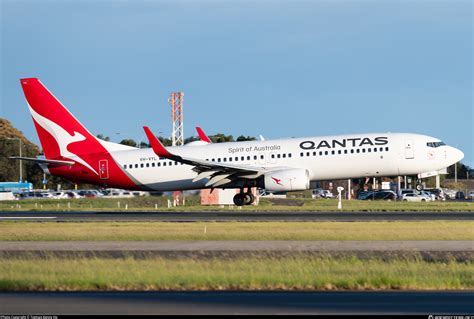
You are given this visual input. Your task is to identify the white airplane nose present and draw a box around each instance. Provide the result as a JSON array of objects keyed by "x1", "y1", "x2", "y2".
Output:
[{"x1": 451, "y1": 147, "x2": 464, "y2": 163}]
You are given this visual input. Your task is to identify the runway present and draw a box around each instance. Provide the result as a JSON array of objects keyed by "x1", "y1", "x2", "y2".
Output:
[
  {"x1": 1, "y1": 240, "x2": 471, "y2": 260},
  {"x1": 1, "y1": 211, "x2": 473, "y2": 221},
  {"x1": 1, "y1": 291, "x2": 472, "y2": 314}
]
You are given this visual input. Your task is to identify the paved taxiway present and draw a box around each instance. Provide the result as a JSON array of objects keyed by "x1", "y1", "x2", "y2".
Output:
[
  {"x1": 1, "y1": 291, "x2": 472, "y2": 314},
  {"x1": 1, "y1": 211, "x2": 473, "y2": 221},
  {"x1": 1, "y1": 240, "x2": 471, "y2": 261}
]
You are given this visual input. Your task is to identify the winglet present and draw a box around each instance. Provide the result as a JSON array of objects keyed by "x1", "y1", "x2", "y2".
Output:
[
  {"x1": 196, "y1": 127, "x2": 212, "y2": 143},
  {"x1": 143, "y1": 126, "x2": 173, "y2": 158}
]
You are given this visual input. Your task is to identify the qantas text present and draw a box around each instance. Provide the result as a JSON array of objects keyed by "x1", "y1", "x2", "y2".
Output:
[{"x1": 299, "y1": 137, "x2": 388, "y2": 150}]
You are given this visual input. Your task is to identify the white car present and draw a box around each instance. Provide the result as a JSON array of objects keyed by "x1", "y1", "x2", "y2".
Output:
[
  {"x1": 419, "y1": 190, "x2": 436, "y2": 201},
  {"x1": 402, "y1": 193, "x2": 433, "y2": 202}
]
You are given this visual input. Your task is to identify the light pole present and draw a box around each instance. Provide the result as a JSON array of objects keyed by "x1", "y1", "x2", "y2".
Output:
[{"x1": 5, "y1": 138, "x2": 22, "y2": 182}]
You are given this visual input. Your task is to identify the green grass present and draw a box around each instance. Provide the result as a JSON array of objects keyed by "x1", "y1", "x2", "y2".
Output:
[
  {"x1": 0, "y1": 255, "x2": 471, "y2": 291},
  {"x1": 1, "y1": 196, "x2": 472, "y2": 212},
  {"x1": 1, "y1": 221, "x2": 472, "y2": 241}
]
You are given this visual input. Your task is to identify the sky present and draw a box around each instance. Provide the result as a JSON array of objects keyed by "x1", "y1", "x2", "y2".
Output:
[{"x1": 1, "y1": 0, "x2": 472, "y2": 166}]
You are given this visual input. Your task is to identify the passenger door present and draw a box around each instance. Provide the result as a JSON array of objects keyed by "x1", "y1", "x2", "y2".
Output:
[{"x1": 405, "y1": 140, "x2": 414, "y2": 159}]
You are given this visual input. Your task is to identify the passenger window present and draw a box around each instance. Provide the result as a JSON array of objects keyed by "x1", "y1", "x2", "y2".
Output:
[
  {"x1": 288, "y1": 154, "x2": 292, "y2": 158},
  {"x1": 368, "y1": 148, "x2": 371, "y2": 153},
  {"x1": 152, "y1": 163, "x2": 155, "y2": 167},
  {"x1": 319, "y1": 151, "x2": 323, "y2": 156},
  {"x1": 300, "y1": 152, "x2": 304, "y2": 157},
  {"x1": 218, "y1": 158, "x2": 221, "y2": 162},
  {"x1": 229, "y1": 157, "x2": 232, "y2": 162},
  {"x1": 282, "y1": 154, "x2": 286, "y2": 158},
  {"x1": 331, "y1": 150, "x2": 335, "y2": 155},
  {"x1": 374, "y1": 148, "x2": 377, "y2": 152},
  {"x1": 350, "y1": 149, "x2": 354, "y2": 154},
  {"x1": 146, "y1": 163, "x2": 150, "y2": 167},
  {"x1": 241, "y1": 156, "x2": 245, "y2": 161},
  {"x1": 260, "y1": 155, "x2": 264, "y2": 159},
  {"x1": 163, "y1": 162, "x2": 167, "y2": 166},
  {"x1": 344, "y1": 150, "x2": 348, "y2": 154},
  {"x1": 338, "y1": 150, "x2": 341, "y2": 154},
  {"x1": 356, "y1": 149, "x2": 360, "y2": 153},
  {"x1": 379, "y1": 147, "x2": 383, "y2": 152},
  {"x1": 277, "y1": 154, "x2": 281, "y2": 159},
  {"x1": 306, "y1": 152, "x2": 310, "y2": 156},
  {"x1": 385, "y1": 147, "x2": 389, "y2": 151},
  {"x1": 362, "y1": 149, "x2": 366, "y2": 153},
  {"x1": 235, "y1": 157, "x2": 238, "y2": 161},
  {"x1": 140, "y1": 163, "x2": 144, "y2": 168},
  {"x1": 123, "y1": 165, "x2": 127, "y2": 169},
  {"x1": 325, "y1": 151, "x2": 328, "y2": 155},
  {"x1": 313, "y1": 151, "x2": 316, "y2": 156},
  {"x1": 157, "y1": 162, "x2": 161, "y2": 167},
  {"x1": 272, "y1": 154, "x2": 275, "y2": 159},
  {"x1": 135, "y1": 164, "x2": 138, "y2": 168}
]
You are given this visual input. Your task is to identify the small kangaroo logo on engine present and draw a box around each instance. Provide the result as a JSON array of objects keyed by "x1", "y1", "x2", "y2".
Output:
[{"x1": 271, "y1": 177, "x2": 283, "y2": 186}]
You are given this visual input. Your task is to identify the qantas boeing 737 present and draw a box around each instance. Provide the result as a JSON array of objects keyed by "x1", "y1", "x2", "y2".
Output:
[{"x1": 12, "y1": 78, "x2": 464, "y2": 206}]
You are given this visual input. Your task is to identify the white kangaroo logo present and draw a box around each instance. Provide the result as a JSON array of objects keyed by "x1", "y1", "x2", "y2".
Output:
[{"x1": 28, "y1": 103, "x2": 99, "y2": 175}]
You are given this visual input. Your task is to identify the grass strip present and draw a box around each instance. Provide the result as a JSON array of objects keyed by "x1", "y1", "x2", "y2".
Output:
[
  {"x1": 0, "y1": 255, "x2": 471, "y2": 291},
  {"x1": 1, "y1": 221, "x2": 473, "y2": 241}
]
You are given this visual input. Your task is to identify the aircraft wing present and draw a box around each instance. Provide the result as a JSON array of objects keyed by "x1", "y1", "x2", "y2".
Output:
[
  {"x1": 143, "y1": 126, "x2": 282, "y2": 188},
  {"x1": 9, "y1": 156, "x2": 75, "y2": 166}
]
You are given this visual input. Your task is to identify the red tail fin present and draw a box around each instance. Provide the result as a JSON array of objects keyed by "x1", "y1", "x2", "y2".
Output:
[{"x1": 20, "y1": 78, "x2": 104, "y2": 173}]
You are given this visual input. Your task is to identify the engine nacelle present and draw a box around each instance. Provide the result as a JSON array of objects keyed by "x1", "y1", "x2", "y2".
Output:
[{"x1": 263, "y1": 168, "x2": 310, "y2": 192}]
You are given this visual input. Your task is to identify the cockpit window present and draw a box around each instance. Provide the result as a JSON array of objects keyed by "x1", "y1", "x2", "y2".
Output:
[{"x1": 427, "y1": 141, "x2": 446, "y2": 148}]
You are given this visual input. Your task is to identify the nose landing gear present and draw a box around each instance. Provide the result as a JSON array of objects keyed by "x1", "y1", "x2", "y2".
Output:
[{"x1": 233, "y1": 189, "x2": 256, "y2": 206}]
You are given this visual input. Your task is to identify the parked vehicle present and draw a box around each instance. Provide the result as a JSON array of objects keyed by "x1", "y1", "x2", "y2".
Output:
[
  {"x1": 0, "y1": 191, "x2": 17, "y2": 201},
  {"x1": 357, "y1": 191, "x2": 373, "y2": 200},
  {"x1": 442, "y1": 188, "x2": 457, "y2": 200},
  {"x1": 467, "y1": 191, "x2": 474, "y2": 200},
  {"x1": 455, "y1": 191, "x2": 465, "y2": 200},
  {"x1": 321, "y1": 190, "x2": 334, "y2": 199},
  {"x1": 402, "y1": 193, "x2": 433, "y2": 202},
  {"x1": 311, "y1": 188, "x2": 325, "y2": 199},
  {"x1": 419, "y1": 190, "x2": 436, "y2": 201},
  {"x1": 360, "y1": 190, "x2": 397, "y2": 201},
  {"x1": 424, "y1": 188, "x2": 445, "y2": 201}
]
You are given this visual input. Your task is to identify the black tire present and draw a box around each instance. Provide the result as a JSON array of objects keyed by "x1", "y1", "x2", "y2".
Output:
[
  {"x1": 233, "y1": 193, "x2": 246, "y2": 206},
  {"x1": 421, "y1": 199, "x2": 426, "y2": 202},
  {"x1": 244, "y1": 193, "x2": 255, "y2": 205},
  {"x1": 403, "y1": 199, "x2": 408, "y2": 202}
]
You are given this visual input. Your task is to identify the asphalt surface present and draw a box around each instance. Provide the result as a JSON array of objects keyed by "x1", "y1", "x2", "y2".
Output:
[
  {"x1": 1, "y1": 291, "x2": 472, "y2": 314},
  {"x1": 1, "y1": 240, "x2": 471, "y2": 261},
  {"x1": 1, "y1": 211, "x2": 474, "y2": 221}
]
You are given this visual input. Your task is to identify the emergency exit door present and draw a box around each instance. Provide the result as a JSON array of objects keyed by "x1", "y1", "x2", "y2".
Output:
[
  {"x1": 99, "y1": 160, "x2": 109, "y2": 179},
  {"x1": 405, "y1": 140, "x2": 414, "y2": 159}
]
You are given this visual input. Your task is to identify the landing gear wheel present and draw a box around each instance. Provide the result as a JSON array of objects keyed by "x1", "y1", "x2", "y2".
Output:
[
  {"x1": 416, "y1": 184, "x2": 423, "y2": 191},
  {"x1": 233, "y1": 193, "x2": 246, "y2": 206},
  {"x1": 244, "y1": 193, "x2": 255, "y2": 205}
]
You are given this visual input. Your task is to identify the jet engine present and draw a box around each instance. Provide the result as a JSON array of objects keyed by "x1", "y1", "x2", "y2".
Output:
[{"x1": 263, "y1": 168, "x2": 310, "y2": 192}]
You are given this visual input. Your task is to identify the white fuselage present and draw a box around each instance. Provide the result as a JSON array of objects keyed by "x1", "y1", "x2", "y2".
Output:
[{"x1": 107, "y1": 133, "x2": 463, "y2": 191}]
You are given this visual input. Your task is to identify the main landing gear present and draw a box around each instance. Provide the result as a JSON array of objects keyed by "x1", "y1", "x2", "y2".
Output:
[{"x1": 233, "y1": 189, "x2": 255, "y2": 206}]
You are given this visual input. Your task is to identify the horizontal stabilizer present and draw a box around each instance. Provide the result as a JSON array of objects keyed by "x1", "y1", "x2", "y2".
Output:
[{"x1": 9, "y1": 156, "x2": 75, "y2": 166}]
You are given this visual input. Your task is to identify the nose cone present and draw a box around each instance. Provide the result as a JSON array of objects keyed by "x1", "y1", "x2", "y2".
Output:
[{"x1": 450, "y1": 147, "x2": 464, "y2": 164}]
